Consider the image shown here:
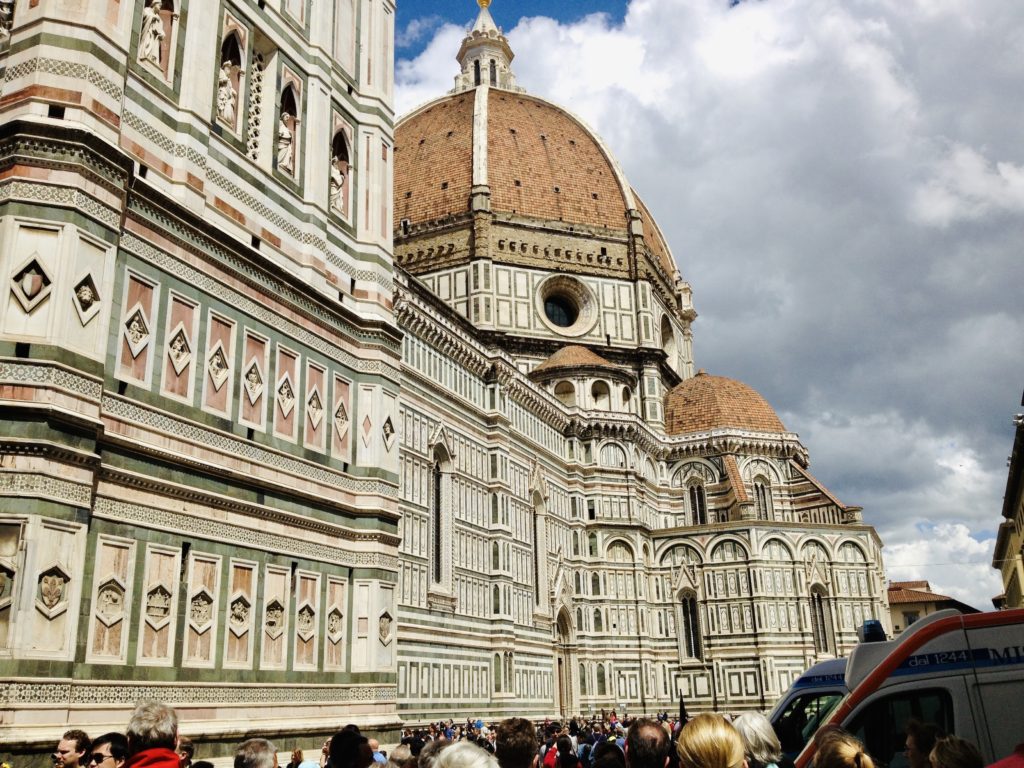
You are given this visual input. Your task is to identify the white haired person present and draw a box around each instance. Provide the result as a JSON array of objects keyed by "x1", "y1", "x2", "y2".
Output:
[
  {"x1": 733, "y1": 713, "x2": 790, "y2": 768},
  {"x1": 124, "y1": 700, "x2": 179, "y2": 768},
  {"x1": 436, "y1": 742, "x2": 499, "y2": 768},
  {"x1": 236, "y1": 740, "x2": 278, "y2": 768}
]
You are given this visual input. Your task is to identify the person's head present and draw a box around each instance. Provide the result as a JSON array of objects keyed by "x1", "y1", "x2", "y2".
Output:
[
  {"x1": 626, "y1": 718, "x2": 670, "y2": 768},
  {"x1": 815, "y1": 732, "x2": 875, "y2": 768},
  {"x1": 419, "y1": 739, "x2": 452, "y2": 768},
  {"x1": 495, "y1": 717, "x2": 538, "y2": 768},
  {"x1": 127, "y1": 700, "x2": 178, "y2": 754},
  {"x1": 906, "y1": 722, "x2": 941, "y2": 768},
  {"x1": 386, "y1": 744, "x2": 412, "y2": 768},
  {"x1": 331, "y1": 731, "x2": 373, "y2": 768},
  {"x1": 675, "y1": 714, "x2": 745, "y2": 768},
  {"x1": 593, "y1": 742, "x2": 626, "y2": 768},
  {"x1": 556, "y1": 737, "x2": 576, "y2": 768},
  {"x1": 369, "y1": 741, "x2": 381, "y2": 754},
  {"x1": 436, "y1": 742, "x2": 499, "y2": 768},
  {"x1": 56, "y1": 731, "x2": 91, "y2": 768},
  {"x1": 291, "y1": 750, "x2": 303, "y2": 765},
  {"x1": 178, "y1": 737, "x2": 195, "y2": 768},
  {"x1": 732, "y1": 714, "x2": 781, "y2": 768},
  {"x1": 929, "y1": 738, "x2": 982, "y2": 768},
  {"x1": 235, "y1": 739, "x2": 277, "y2": 768},
  {"x1": 88, "y1": 733, "x2": 128, "y2": 768}
]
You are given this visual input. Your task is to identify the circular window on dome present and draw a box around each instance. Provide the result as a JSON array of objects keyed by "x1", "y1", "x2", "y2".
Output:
[{"x1": 536, "y1": 276, "x2": 598, "y2": 337}]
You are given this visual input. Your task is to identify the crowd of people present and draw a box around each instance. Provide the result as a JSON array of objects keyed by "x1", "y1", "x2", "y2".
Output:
[{"x1": 44, "y1": 700, "x2": 1020, "y2": 768}]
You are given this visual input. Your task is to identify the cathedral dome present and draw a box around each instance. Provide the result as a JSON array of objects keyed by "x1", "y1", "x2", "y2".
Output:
[
  {"x1": 664, "y1": 370, "x2": 787, "y2": 435},
  {"x1": 393, "y1": 1, "x2": 682, "y2": 286}
]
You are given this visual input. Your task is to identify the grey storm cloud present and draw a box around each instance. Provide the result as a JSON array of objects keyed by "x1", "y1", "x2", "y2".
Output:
[{"x1": 396, "y1": 0, "x2": 1024, "y2": 608}]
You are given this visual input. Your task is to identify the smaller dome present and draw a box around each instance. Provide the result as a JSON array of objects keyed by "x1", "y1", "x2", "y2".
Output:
[
  {"x1": 664, "y1": 370, "x2": 786, "y2": 435},
  {"x1": 532, "y1": 345, "x2": 618, "y2": 376}
]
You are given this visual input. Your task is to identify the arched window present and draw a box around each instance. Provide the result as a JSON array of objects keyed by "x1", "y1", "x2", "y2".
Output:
[
  {"x1": 576, "y1": 607, "x2": 584, "y2": 629},
  {"x1": 591, "y1": 380, "x2": 611, "y2": 410},
  {"x1": 474, "y1": 59, "x2": 481, "y2": 86},
  {"x1": 277, "y1": 85, "x2": 300, "y2": 176},
  {"x1": 572, "y1": 530, "x2": 580, "y2": 556},
  {"x1": 330, "y1": 130, "x2": 351, "y2": 216},
  {"x1": 588, "y1": 533, "x2": 598, "y2": 557},
  {"x1": 591, "y1": 573, "x2": 600, "y2": 595},
  {"x1": 579, "y1": 663, "x2": 588, "y2": 695},
  {"x1": 532, "y1": 492, "x2": 543, "y2": 605},
  {"x1": 680, "y1": 592, "x2": 702, "y2": 660},
  {"x1": 622, "y1": 386, "x2": 632, "y2": 411},
  {"x1": 493, "y1": 653, "x2": 502, "y2": 693},
  {"x1": 493, "y1": 584, "x2": 501, "y2": 615},
  {"x1": 491, "y1": 493, "x2": 499, "y2": 524},
  {"x1": 554, "y1": 380, "x2": 576, "y2": 407},
  {"x1": 216, "y1": 33, "x2": 243, "y2": 131},
  {"x1": 489, "y1": 59, "x2": 497, "y2": 86},
  {"x1": 594, "y1": 608, "x2": 603, "y2": 632},
  {"x1": 432, "y1": 460, "x2": 442, "y2": 584},
  {"x1": 504, "y1": 651, "x2": 514, "y2": 690},
  {"x1": 810, "y1": 585, "x2": 833, "y2": 654},
  {"x1": 596, "y1": 664, "x2": 606, "y2": 695},
  {"x1": 689, "y1": 483, "x2": 708, "y2": 526},
  {"x1": 492, "y1": 541, "x2": 500, "y2": 571},
  {"x1": 754, "y1": 480, "x2": 772, "y2": 521},
  {"x1": 661, "y1": 315, "x2": 677, "y2": 370}
]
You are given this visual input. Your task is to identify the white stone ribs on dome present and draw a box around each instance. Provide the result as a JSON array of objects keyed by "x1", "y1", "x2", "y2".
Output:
[{"x1": 473, "y1": 85, "x2": 489, "y2": 187}]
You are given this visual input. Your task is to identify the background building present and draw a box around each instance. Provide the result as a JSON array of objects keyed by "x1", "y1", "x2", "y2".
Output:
[
  {"x1": 0, "y1": 0, "x2": 401, "y2": 762},
  {"x1": 391, "y1": 1, "x2": 888, "y2": 723},
  {"x1": 887, "y1": 581, "x2": 978, "y2": 634},
  {"x1": 993, "y1": 407, "x2": 1024, "y2": 609}
]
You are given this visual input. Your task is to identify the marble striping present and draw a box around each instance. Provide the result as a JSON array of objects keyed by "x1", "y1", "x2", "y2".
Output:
[
  {"x1": 0, "y1": 681, "x2": 395, "y2": 705},
  {"x1": 0, "y1": 362, "x2": 104, "y2": 399},
  {"x1": 0, "y1": 179, "x2": 120, "y2": 228},
  {"x1": 93, "y1": 497, "x2": 400, "y2": 570},
  {"x1": 100, "y1": 395, "x2": 398, "y2": 498},
  {"x1": 3, "y1": 58, "x2": 124, "y2": 102},
  {"x1": 0, "y1": 472, "x2": 92, "y2": 506},
  {"x1": 119, "y1": 232, "x2": 398, "y2": 376}
]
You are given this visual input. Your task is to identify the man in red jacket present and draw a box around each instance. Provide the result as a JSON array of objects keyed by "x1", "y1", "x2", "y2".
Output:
[{"x1": 124, "y1": 700, "x2": 180, "y2": 768}]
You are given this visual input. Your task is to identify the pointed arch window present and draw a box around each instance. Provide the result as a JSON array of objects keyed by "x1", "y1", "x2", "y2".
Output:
[
  {"x1": 591, "y1": 573, "x2": 600, "y2": 595},
  {"x1": 431, "y1": 459, "x2": 442, "y2": 584},
  {"x1": 594, "y1": 608, "x2": 603, "y2": 632},
  {"x1": 493, "y1": 584, "x2": 501, "y2": 615},
  {"x1": 579, "y1": 663, "x2": 588, "y2": 695},
  {"x1": 596, "y1": 664, "x2": 606, "y2": 695},
  {"x1": 810, "y1": 585, "x2": 834, "y2": 654},
  {"x1": 689, "y1": 483, "x2": 708, "y2": 526},
  {"x1": 680, "y1": 592, "x2": 702, "y2": 660},
  {"x1": 493, "y1": 653, "x2": 502, "y2": 693},
  {"x1": 489, "y1": 59, "x2": 497, "y2": 86},
  {"x1": 474, "y1": 59, "x2": 481, "y2": 86},
  {"x1": 754, "y1": 479, "x2": 772, "y2": 521},
  {"x1": 492, "y1": 541, "x2": 500, "y2": 571}
]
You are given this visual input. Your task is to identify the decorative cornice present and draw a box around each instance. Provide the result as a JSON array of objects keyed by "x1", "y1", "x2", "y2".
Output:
[{"x1": 93, "y1": 497, "x2": 399, "y2": 571}]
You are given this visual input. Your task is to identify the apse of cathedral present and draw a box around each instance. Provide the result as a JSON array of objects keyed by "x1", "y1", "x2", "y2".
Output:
[{"x1": 0, "y1": 0, "x2": 885, "y2": 760}]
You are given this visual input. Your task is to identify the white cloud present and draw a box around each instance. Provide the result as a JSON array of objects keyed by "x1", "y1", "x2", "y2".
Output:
[
  {"x1": 395, "y1": 0, "x2": 1024, "y2": 609},
  {"x1": 396, "y1": 15, "x2": 443, "y2": 50}
]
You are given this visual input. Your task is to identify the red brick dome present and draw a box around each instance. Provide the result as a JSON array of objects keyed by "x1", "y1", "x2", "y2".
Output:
[{"x1": 664, "y1": 370, "x2": 787, "y2": 435}]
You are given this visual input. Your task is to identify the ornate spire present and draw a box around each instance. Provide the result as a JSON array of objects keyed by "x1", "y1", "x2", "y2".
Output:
[{"x1": 452, "y1": 0, "x2": 524, "y2": 93}]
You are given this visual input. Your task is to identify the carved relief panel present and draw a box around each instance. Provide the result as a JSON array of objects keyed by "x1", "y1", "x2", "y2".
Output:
[
  {"x1": 23, "y1": 518, "x2": 85, "y2": 659},
  {"x1": 303, "y1": 361, "x2": 326, "y2": 453},
  {"x1": 260, "y1": 564, "x2": 290, "y2": 670},
  {"x1": 224, "y1": 559, "x2": 257, "y2": 668},
  {"x1": 66, "y1": 232, "x2": 114, "y2": 361},
  {"x1": 273, "y1": 345, "x2": 300, "y2": 442},
  {"x1": 323, "y1": 576, "x2": 347, "y2": 670},
  {"x1": 86, "y1": 536, "x2": 136, "y2": 663},
  {"x1": 116, "y1": 270, "x2": 160, "y2": 387},
  {"x1": 376, "y1": 584, "x2": 396, "y2": 671},
  {"x1": 136, "y1": 545, "x2": 180, "y2": 666},
  {"x1": 331, "y1": 374, "x2": 352, "y2": 463},
  {"x1": 1, "y1": 222, "x2": 61, "y2": 341},
  {"x1": 293, "y1": 571, "x2": 320, "y2": 670},
  {"x1": 238, "y1": 330, "x2": 269, "y2": 431},
  {"x1": 161, "y1": 293, "x2": 199, "y2": 403},
  {"x1": 184, "y1": 552, "x2": 220, "y2": 667},
  {"x1": 202, "y1": 311, "x2": 236, "y2": 417},
  {"x1": 0, "y1": 520, "x2": 22, "y2": 653}
]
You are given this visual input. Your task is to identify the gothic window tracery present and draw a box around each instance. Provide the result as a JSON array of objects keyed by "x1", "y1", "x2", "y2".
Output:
[
  {"x1": 754, "y1": 478, "x2": 773, "y2": 520},
  {"x1": 680, "y1": 592, "x2": 702, "y2": 660},
  {"x1": 689, "y1": 482, "x2": 708, "y2": 526}
]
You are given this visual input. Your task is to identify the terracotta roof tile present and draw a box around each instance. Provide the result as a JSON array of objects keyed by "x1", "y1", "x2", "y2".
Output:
[
  {"x1": 533, "y1": 345, "x2": 616, "y2": 373},
  {"x1": 663, "y1": 370, "x2": 786, "y2": 435},
  {"x1": 888, "y1": 587, "x2": 955, "y2": 604}
]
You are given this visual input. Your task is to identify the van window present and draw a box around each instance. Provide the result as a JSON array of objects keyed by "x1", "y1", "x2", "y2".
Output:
[
  {"x1": 847, "y1": 688, "x2": 954, "y2": 768},
  {"x1": 774, "y1": 691, "x2": 844, "y2": 758}
]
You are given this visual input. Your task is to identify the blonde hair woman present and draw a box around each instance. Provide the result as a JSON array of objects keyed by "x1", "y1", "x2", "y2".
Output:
[
  {"x1": 676, "y1": 714, "x2": 746, "y2": 768},
  {"x1": 814, "y1": 731, "x2": 875, "y2": 768}
]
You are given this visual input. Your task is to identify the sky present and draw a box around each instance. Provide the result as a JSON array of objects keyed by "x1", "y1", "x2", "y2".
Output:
[{"x1": 393, "y1": 0, "x2": 1024, "y2": 611}]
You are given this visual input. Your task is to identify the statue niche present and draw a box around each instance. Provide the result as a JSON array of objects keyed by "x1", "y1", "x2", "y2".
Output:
[
  {"x1": 276, "y1": 86, "x2": 300, "y2": 176},
  {"x1": 138, "y1": 0, "x2": 176, "y2": 77},
  {"x1": 330, "y1": 130, "x2": 350, "y2": 215},
  {"x1": 217, "y1": 33, "x2": 244, "y2": 131}
]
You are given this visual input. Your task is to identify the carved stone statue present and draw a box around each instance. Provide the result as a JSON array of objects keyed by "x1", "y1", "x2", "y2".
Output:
[
  {"x1": 39, "y1": 572, "x2": 66, "y2": 608},
  {"x1": 217, "y1": 60, "x2": 237, "y2": 125},
  {"x1": 0, "y1": 0, "x2": 15, "y2": 39},
  {"x1": 277, "y1": 112, "x2": 294, "y2": 173},
  {"x1": 330, "y1": 156, "x2": 346, "y2": 211},
  {"x1": 139, "y1": 0, "x2": 165, "y2": 66},
  {"x1": 127, "y1": 314, "x2": 147, "y2": 344},
  {"x1": 75, "y1": 282, "x2": 97, "y2": 311}
]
